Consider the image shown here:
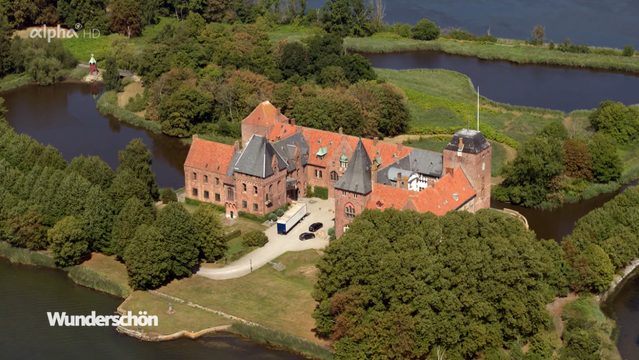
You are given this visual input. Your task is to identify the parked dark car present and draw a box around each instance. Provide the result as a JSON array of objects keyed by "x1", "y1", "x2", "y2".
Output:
[
  {"x1": 309, "y1": 222, "x2": 323, "y2": 232},
  {"x1": 299, "y1": 232, "x2": 316, "y2": 241}
]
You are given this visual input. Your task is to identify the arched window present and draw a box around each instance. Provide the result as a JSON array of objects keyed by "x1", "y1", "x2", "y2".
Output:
[
  {"x1": 330, "y1": 171, "x2": 339, "y2": 181},
  {"x1": 345, "y1": 203, "x2": 356, "y2": 218}
]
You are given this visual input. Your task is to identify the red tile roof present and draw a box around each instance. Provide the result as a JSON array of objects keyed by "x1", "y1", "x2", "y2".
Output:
[
  {"x1": 300, "y1": 128, "x2": 344, "y2": 167},
  {"x1": 366, "y1": 167, "x2": 475, "y2": 216},
  {"x1": 184, "y1": 138, "x2": 236, "y2": 174},
  {"x1": 356, "y1": 138, "x2": 413, "y2": 170},
  {"x1": 242, "y1": 101, "x2": 288, "y2": 127},
  {"x1": 269, "y1": 122, "x2": 298, "y2": 140}
]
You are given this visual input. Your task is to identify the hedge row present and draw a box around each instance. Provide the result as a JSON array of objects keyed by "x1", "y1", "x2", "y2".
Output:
[{"x1": 184, "y1": 197, "x2": 226, "y2": 212}]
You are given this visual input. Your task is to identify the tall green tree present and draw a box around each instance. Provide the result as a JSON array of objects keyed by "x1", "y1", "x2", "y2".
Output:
[
  {"x1": 112, "y1": 197, "x2": 154, "y2": 260},
  {"x1": 48, "y1": 216, "x2": 89, "y2": 267},
  {"x1": 155, "y1": 202, "x2": 199, "y2": 277},
  {"x1": 589, "y1": 133, "x2": 622, "y2": 183},
  {"x1": 66, "y1": 155, "x2": 115, "y2": 189},
  {"x1": 109, "y1": 169, "x2": 153, "y2": 213},
  {"x1": 589, "y1": 101, "x2": 639, "y2": 144},
  {"x1": 125, "y1": 224, "x2": 172, "y2": 290},
  {"x1": 411, "y1": 19, "x2": 440, "y2": 40},
  {"x1": 109, "y1": 0, "x2": 142, "y2": 37},
  {"x1": 279, "y1": 41, "x2": 308, "y2": 79},
  {"x1": 193, "y1": 204, "x2": 227, "y2": 262},
  {"x1": 82, "y1": 185, "x2": 114, "y2": 253},
  {"x1": 116, "y1": 139, "x2": 160, "y2": 200},
  {"x1": 103, "y1": 55, "x2": 121, "y2": 92}
]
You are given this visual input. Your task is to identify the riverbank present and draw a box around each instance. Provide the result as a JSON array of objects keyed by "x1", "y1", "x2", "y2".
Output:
[
  {"x1": 0, "y1": 240, "x2": 332, "y2": 359},
  {"x1": 344, "y1": 36, "x2": 639, "y2": 73}
]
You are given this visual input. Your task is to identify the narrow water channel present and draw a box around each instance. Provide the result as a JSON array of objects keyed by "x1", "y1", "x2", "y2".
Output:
[
  {"x1": 0, "y1": 257, "x2": 305, "y2": 360},
  {"x1": 362, "y1": 51, "x2": 639, "y2": 112}
]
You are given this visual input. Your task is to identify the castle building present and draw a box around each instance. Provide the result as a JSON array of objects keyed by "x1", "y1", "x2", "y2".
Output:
[{"x1": 184, "y1": 101, "x2": 492, "y2": 237}]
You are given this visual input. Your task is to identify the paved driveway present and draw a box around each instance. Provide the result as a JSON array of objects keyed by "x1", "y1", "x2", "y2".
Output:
[{"x1": 197, "y1": 198, "x2": 335, "y2": 280}]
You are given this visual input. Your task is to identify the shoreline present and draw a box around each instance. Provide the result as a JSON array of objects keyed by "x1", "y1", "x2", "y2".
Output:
[
  {"x1": 344, "y1": 37, "x2": 639, "y2": 74},
  {"x1": 0, "y1": 242, "x2": 333, "y2": 360},
  {"x1": 599, "y1": 258, "x2": 639, "y2": 303}
]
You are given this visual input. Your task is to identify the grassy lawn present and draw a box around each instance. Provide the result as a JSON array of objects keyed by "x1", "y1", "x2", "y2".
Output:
[
  {"x1": 158, "y1": 250, "x2": 325, "y2": 344},
  {"x1": 268, "y1": 24, "x2": 319, "y2": 43},
  {"x1": 120, "y1": 291, "x2": 232, "y2": 335},
  {"x1": 81, "y1": 253, "x2": 130, "y2": 290}
]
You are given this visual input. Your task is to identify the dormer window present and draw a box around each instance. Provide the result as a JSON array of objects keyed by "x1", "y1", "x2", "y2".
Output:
[
  {"x1": 340, "y1": 154, "x2": 348, "y2": 169},
  {"x1": 316, "y1": 146, "x2": 327, "y2": 161}
]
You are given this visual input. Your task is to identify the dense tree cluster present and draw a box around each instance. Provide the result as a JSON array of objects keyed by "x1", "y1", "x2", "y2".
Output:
[
  {"x1": 313, "y1": 208, "x2": 563, "y2": 359},
  {"x1": 588, "y1": 101, "x2": 639, "y2": 144},
  {"x1": 495, "y1": 119, "x2": 624, "y2": 207},
  {"x1": 0, "y1": 101, "x2": 225, "y2": 288}
]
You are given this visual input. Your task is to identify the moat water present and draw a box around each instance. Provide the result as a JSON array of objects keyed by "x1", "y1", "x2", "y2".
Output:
[{"x1": 2, "y1": 65, "x2": 639, "y2": 358}]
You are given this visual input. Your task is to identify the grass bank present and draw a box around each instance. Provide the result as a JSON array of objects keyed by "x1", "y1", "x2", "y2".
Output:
[
  {"x1": 96, "y1": 90, "x2": 162, "y2": 133},
  {"x1": 0, "y1": 241, "x2": 55, "y2": 266},
  {"x1": 0, "y1": 73, "x2": 32, "y2": 92},
  {"x1": 67, "y1": 266, "x2": 130, "y2": 298},
  {"x1": 345, "y1": 36, "x2": 639, "y2": 73}
]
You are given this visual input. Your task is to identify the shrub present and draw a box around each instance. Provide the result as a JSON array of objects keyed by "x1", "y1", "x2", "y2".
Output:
[
  {"x1": 242, "y1": 230, "x2": 269, "y2": 247},
  {"x1": 398, "y1": 24, "x2": 412, "y2": 38},
  {"x1": 160, "y1": 188, "x2": 177, "y2": 204},
  {"x1": 548, "y1": 40, "x2": 555, "y2": 50},
  {"x1": 276, "y1": 209, "x2": 284, "y2": 217},
  {"x1": 306, "y1": 183, "x2": 314, "y2": 197},
  {"x1": 239, "y1": 211, "x2": 266, "y2": 223},
  {"x1": 313, "y1": 186, "x2": 329, "y2": 200},
  {"x1": 411, "y1": 19, "x2": 440, "y2": 41},
  {"x1": 623, "y1": 44, "x2": 635, "y2": 57},
  {"x1": 225, "y1": 229, "x2": 242, "y2": 241},
  {"x1": 267, "y1": 213, "x2": 277, "y2": 222},
  {"x1": 557, "y1": 38, "x2": 590, "y2": 53}
]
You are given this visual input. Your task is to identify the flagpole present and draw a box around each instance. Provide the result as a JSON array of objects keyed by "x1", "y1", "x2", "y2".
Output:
[{"x1": 477, "y1": 86, "x2": 480, "y2": 130}]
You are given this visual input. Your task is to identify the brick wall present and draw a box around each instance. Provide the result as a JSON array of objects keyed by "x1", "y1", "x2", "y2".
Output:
[
  {"x1": 241, "y1": 123, "x2": 273, "y2": 148},
  {"x1": 234, "y1": 170, "x2": 287, "y2": 216},
  {"x1": 184, "y1": 166, "x2": 232, "y2": 206},
  {"x1": 442, "y1": 145, "x2": 492, "y2": 211},
  {"x1": 335, "y1": 190, "x2": 370, "y2": 238}
]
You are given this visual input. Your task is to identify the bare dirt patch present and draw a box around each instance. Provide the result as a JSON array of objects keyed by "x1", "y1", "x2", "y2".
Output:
[
  {"x1": 117, "y1": 81, "x2": 144, "y2": 108},
  {"x1": 546, "y1": 293, "x2": 579, "y2": 337}
]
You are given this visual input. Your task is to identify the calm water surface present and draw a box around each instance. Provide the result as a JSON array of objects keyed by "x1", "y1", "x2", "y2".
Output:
[
  {"x1": 0, "y1": 257, "x2": 305, "y2": 360},
  {"x1": 310, "y1": 0, "x2": 639, "y2": 48},
  {"x1": 362, "y1": 51, "x2": 639, "y2": 112},
  {"x1": 0, "y1": 82, "x2": 188, "y2": 189}
]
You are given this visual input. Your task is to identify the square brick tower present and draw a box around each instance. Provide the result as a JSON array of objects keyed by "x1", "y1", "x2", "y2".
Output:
[
  {"x1": 334, "y1": 139, "x2": 373, "y2": 238},
  {"x1": 442, "y1": 129, "x2": 492, "y2": 211}
]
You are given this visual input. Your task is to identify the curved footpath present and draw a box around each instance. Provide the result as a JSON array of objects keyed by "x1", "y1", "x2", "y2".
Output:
[{"x1": 197, "y1": 198, "x2": 334, "y2": 280}]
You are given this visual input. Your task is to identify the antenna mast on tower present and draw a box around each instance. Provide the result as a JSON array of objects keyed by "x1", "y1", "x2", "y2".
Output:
[{"x1": 477, "y1": 86, "x2": 480, "y2": 131}]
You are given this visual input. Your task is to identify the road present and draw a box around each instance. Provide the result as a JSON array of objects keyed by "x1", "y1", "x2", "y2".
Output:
[{"x1": 196, "y1": 198, "x2": 335, "y2": 280}]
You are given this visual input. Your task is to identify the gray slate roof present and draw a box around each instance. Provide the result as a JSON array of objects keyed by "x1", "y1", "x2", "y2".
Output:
[
  {"x1": 234, "y1": 135, "x2": 287, "y2": 178},
  {"x1": 273, "y1": 132, "x2": 309, "y2": 171},
  {"x1": 225, "y1": 151, "x2": 242, "y2": 178},
  {"x1": 334, "y1": 139, "x2": 373, "y2": 195},
  {"x1": 444, "y1": 129, "x2": 491, "y2": 155},
  {"x1": 376, "y1": 149, "x2": 443, "y2": 185}
]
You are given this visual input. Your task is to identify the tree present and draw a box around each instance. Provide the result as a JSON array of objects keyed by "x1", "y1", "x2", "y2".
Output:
[
  {"x1": 539, "y1": 121, "x2": 569, "y2": 141},
  {"x1": 564, "y1": 139, "x2": 593, "y2": 180},
  {"x1": 116, "y1": 139, "x2": 159, "y2": 200},
  {"x1": 103, "y1": 55, "x2": 121, "y2": 92},
  {"x1": 340, "y1": 53, "x2": 376, "y2": 83},
  {"x1": 57, "y1": 0, "x2": 108, "y2": 31},
  {"x1": 82, "y1": 185, "x2": 114, "y2": 253},
  {"x1": 531, "y1": 24, "x2": 545, "y2": 45},
  {"x1": 623, "y1": 44, "x2": 634, "y2": 57},
  {"x1": 321, "y1": 0, "x2": 372, "y2": 37},
  {"x1": 5, "y1": 209, "x2": 48, "y2": 250},
  {"x1": 589, "y1": 101, "x2": 639, "y2": 144},
  {"x1": 26, "y1": 55, "x2": 62, "y2": 85},
  {"x1": 0, "y1": 15, "x2": 13, "y2": 77},
  {"x1": 279, "y1": 41, "x2": 308, "y2": 79},
  {"x1": 155, "y1": 202, "x2": 199, "y2": 277},
  {"x1": 313, "y1": 209, "x2": 559, "y2": 359},
  {"x1": 159, "y1": 84, "x2": 213, "y2": 137},
  {"x1": 48, "y1": 216, "x2": 89, "y2": 267},
  {"x1": 109, "y1": 169, "x2": 152, "y2": 215},
  {"x1": 242, "y1": 230, "x2": 269, "y2": 247},
  {"x1": 109, "y1": 0, "x2": 142, "y2": 37},
  {"x1": 589, "y1": 133, "x2": 622, "y2": 183},
  {"x1": 193, "y1": 204, "x2": 227, "y2": 262},
  {"x1": 411, "y1": 19, "x2": 440, "y2": 41},
  {"x1": 125, "y1": 224, "x2": 172, "y2": 290},
  {"x1": 160, "y1": 188, "x2": 177, "y2": 204},
  {"x1": 112, "y1": 197, "x2": 154, "y2": 260},
  {"x1": 66, "y1": 155, "x2": 114, "y2": 189}
]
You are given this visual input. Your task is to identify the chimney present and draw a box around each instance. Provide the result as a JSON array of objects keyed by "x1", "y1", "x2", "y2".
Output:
[
  {"x1": 234, "y1": 141, "x2": 240, "y2": 152},
  {"x1": 445, "y1": 167, "x2": 454, "y2": 176},
  {"x1": 373, "y1": 137, "x2": 379, "y2": 147},
  {"x1": 371, "y1": 166, "x2": 377, "y2": 184},
  {"x1": 290, "y1": 118, "x2": 295, "y2": 126},
  {"x1": 403, "y1": 176, "x2": 409, "y2": 190},
  {"x1": 193, "y1": 134, "x2": 198, "y2": 141},
  {"x1": 396, "y1": 172, "x2": 402, "y2": 188},
  {"x1": 398, "y1": 143, "x2": 403, "y2": 152},
  {"x1": 339, "y1": 127, "x2": 343, "y2": 136},
  {"x1": 458, "y1": 137, "x2": 464, "y2": 151}
]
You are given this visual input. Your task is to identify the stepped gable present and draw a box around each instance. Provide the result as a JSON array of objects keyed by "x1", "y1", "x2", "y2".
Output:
[
  {"x1": 242, "y1": 100, "x2": 288, "y2": 127},
  {"x1": 444, "y1": 128, "x2": 491, "y2": 154},
  {"x1": 301, "y1": 128, "x2": 343, "y2": 167},
  {"x1": 273, "y1": 132, "x2": 310, "y2": 168},
  {"x1": 184, "y1": 138, "x2": 236, "y2": 175},
  {"x1": 334, "y1": 139, "x2": 373, "y2": 195},
  {"x1": 233, "y1": 135, "x2": 287, "y2": 178}
]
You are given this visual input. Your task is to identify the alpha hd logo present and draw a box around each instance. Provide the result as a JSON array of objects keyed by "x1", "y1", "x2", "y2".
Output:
[
  {"x1": 30, "y1": 24, "x2": 100, "y2": 43},
  {"x1": 47, "y1": 311, "x2": 158, "y2": 327}
]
